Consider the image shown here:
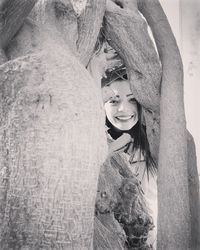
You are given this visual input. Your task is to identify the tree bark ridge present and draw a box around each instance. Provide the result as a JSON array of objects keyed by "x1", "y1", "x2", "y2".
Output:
[
  {"x1": 104, "y1": 4, "x2": 161, "y2": 112},
  {"x1": 138, "y1": 1, "x2": 194, "y2": 249},
  {"x1": 0, "y1": 0, "x2": 38, "y2": 50},
  {"x1": 77, "y1": 0, "x2": 106, "y2": 66},
  {"x1": 104, "y1": 2, "x2": 161, "y2": 162}
]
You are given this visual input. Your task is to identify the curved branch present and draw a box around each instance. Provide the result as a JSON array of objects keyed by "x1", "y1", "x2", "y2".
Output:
[
  {"x1": 77, "y1": 0, "x2": 106, "y2": 67},
  {"x1": 138, "y1": 0, "x2": 192, "y2": 249},
  {"x1": 52, "y1": 0, "x2": 78, "y2": 52},
  {"x1": 103, "y1": 0, "x2": 161, "y2": 163},
  {"x1": 0, "y1": 0, "x2": 38, "y2": 50},
  {"x1": 104, "y1": 3, "x2": 161, "y2": 112}
]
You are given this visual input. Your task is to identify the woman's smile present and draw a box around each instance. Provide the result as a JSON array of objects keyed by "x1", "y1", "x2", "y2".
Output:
[
  {"x1": 103, "y1": 80, "x2": 139, "y2": 131},
  {"x1": 116, "y1": 116, "x2": 132, "y2": 121},
  {"x1": 115, "y1": 114, "x2": 136, "y2": 121}
]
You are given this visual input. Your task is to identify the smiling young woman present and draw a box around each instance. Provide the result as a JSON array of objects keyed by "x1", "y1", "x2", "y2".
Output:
[
  {"x1": 94, "y1": 64, "x2": 158, "y2": 249},
  {"x1": 102, "y1": 66, "x2": 156, "y2": 174},
  {"x1": 103, "y1": 80, "x2": 139, "y2": 131}
]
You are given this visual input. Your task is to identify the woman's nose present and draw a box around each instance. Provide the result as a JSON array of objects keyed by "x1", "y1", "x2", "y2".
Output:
[
  {"x1": 118, "y1": 101, "x2": 126, "y2": 112},
  {"x1": 118, "y1": 100, "x2": 135, "y2": 113}
]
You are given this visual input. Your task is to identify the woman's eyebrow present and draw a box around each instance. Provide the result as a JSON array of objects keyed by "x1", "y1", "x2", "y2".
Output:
[
  {"x1": 110, "y1": 95, "x2": 120, "y2": 98},
  {"x1": 107, "y1": 95, "x2": 120, "y2": 101},
  {"x1": 126, "y1": 93, "x2": 134, "y2": 97}
]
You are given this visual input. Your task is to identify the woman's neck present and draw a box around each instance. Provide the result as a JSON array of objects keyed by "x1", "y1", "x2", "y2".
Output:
[{"x1": 106, "y1": 119, "x2": 134, "y2": 140}]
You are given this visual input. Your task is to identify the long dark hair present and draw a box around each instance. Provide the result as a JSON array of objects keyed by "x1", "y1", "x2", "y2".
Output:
[{"x1": 102, "y1": 67, "x2": 157, "y2": 177}]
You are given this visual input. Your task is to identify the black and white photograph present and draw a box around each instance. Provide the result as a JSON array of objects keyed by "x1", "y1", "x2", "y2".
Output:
[{"x1": 0, "y1": 0, "x2": 199, "y2": 249}]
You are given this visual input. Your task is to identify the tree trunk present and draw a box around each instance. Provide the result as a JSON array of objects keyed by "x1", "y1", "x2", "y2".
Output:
[
  {"x1": 0, "y1": 0, "x2": 199, "y2": 249},
  {"x1": 180, "y1": 3, "x2": 200, "y2": 245},
  {"x1": 104, "y1": 1, "x2": 161, "y2": 162},
  {"x1": 0, "y1": 0, "x2": 107, "y2": 249},
  {"x1": 138, "y1": 1, "x2": 199, "y2": 249},
  {"x1": 104, "y1": 1, "x2": 199, "y2": 249},
  {"x1": 187, "y1": 131, "x2": 200, "y2": 249},
  {"x1": 77, "y1": 0, "x2": 106, "y2": 66}
]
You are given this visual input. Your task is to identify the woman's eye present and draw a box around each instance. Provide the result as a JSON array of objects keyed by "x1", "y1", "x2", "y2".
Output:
[{"x1": 109, "y1": 99, "x2": 119, "y2": 104}]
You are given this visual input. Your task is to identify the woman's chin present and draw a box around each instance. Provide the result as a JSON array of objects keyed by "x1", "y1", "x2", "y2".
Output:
[
  {"x1": 114, "y1": 123, "x2": 135, "y2": 131},
  {"x1": 113, "y1": 119, "x2": 138, "y2": 131}
]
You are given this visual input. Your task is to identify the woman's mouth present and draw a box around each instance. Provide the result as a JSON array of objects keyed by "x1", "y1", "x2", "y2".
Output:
[{"x1": 115, "y1": 115, "x2": 135, "y2": 121}]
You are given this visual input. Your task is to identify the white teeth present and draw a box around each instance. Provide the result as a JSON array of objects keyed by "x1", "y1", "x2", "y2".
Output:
[{"x1": 116, "y1": 116, "x2": 133, "y2": 121}]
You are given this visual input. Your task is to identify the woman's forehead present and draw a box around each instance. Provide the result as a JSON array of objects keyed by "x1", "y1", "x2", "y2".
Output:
[
  {"x1": 102, "y1": 80, "x2": 133, "y2": 103},
  {"x1": 108, "y1": 80, "x2": 133, "y2": 96}
]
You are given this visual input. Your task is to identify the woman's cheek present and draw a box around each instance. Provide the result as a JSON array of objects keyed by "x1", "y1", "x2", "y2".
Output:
[{"x1": 105, "y1": 103, "x2": 114, "y2": 119}]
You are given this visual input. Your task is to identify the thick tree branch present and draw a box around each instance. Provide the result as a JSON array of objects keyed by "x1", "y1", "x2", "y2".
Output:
[
  {"x1": 138, "y1": 0, "x2": 193, "y2": 249},
  {"x1": 77, "y1": 0, "x2": 106, "y2": 67},
  {"x1": 0, "y1": 0, "x2": 38, "y2": 50},
  {"x1": 0, "y1": 39, "x2": 107, "y2": 249},
  {"x1": 35, "y1": 0, "x2": 78, "y2": 54},
  {"x1": 103, "y1": 0, "x2": 161, "y2": 162},
  {"x1": 104, "y1": 2, "x2": 161, "y2": 112}
]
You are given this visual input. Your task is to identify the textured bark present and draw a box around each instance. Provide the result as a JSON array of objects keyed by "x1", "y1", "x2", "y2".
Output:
[
  {"x1": 0, "y1": 48, "x2": 7, "y2": 65},
  {"x1": 0, "y1": 0, "x2": 37, "y2": 64},
  {"x1": 6, "y1": 0, "x2": 105, "y2": 67},
  {"x1": 0, "y1": 0, "x2": 37, "y2": 50},
  {"x1": 187, "y1": 131, "x2": 200, "y2": 249},
  {"x1": 104, "y1": 5, "x2": 161, "y2": 112},
  {"x1": 0, "y1": 41, "x2": 107, "y2": 250},
  {"x1": 94, "y1": 214, "x2": 125, "y2": 250},
  {"x1": 104, "y1": 3, "x2": 161, "y2": 163},
  {"x1": 0, "y1": 0, "x2": 198, "y2": 249},
  {"x1": 0, "y1": 0, "x2": 107, "y2": 249},
  {"x1": 138, "y1": 1, "x2": 193, "y2": 249},
  {"x1": 77, "y1": 0, "x2": 106, "y2": 66},
  {"x1": 104, "y1": 1, "x2": 199, "y2": 249},
  {"x1": 5, "y1": 0, "x2": 79, "y2": 60},
  {"x1": 180, "y1": 1, "x2": 200, "y2": 246}
]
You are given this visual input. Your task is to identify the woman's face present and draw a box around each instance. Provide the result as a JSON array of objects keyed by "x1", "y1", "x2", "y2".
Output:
[{"x1": 103, "y1": 80, "x2": 139, "y2": 131}]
